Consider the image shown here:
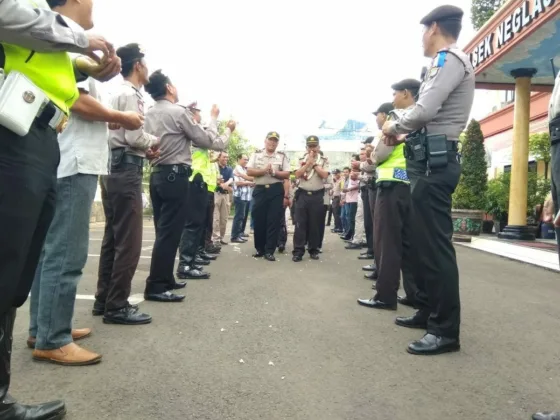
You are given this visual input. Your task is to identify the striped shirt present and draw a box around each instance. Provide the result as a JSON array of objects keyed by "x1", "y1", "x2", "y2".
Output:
[{"x1": 233, "y1": 165, "x2": 252, "y2": 201}]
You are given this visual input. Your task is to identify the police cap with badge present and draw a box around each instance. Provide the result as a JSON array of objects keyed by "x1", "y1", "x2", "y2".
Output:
[
  {"x1": 306, "y1": 135, "x2": 319, "y2": 146},
  {"x1": 419, "y1": 5, "x2": 463, "y2": 26},
  {"x1": 420, "y1": 6, "x2": 464, "y2": 81},
  {"x1": 391, "y1": 79, "x2": 421, "y2": 93},
  {"x1": 372, "y1": 103, "x2": 394, "y2": 116},
  {"x1": 267, "y1": 131, "x2": 280, "y2": 141}
]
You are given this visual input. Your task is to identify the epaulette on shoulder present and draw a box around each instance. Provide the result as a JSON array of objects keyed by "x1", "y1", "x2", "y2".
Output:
[
  {"x1": 277, "y1": 151, "x2": 285, "y2": 155},
  {"x1": 254, "y1": 149, "x2": 262, "y2": 153}
]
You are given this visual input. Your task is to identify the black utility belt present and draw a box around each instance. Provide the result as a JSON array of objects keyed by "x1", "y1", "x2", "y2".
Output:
[
  {"x1": 550, "y1": 115, "x2": 560, "y2": 145},
  {"x1": 111, "y1": 148, "x2": 144, "y2": 167},
  {"x1": 403, "y1": 131, "x2": 457, "y2": 174},
  {"x1": 152, "y1": 164, "x2": 191, "y2": 175},
  {"x1": 297, "y1": 188, "x2": 324, "y2": 196},
  {"x1": 377, "y1": 180, "x2": 408, "y2": 189},
  {"x1": 255, "y1": 183, "x2": 282, "y2": 189},
  {"x1": 216, "y1": 190, "x2": 229, "y2": 194}
]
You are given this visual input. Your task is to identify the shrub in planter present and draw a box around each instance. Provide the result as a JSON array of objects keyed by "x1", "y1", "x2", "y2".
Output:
[
  {"x1": 484, "y1": 171, "x2": 551, "y2": 233},
  {"x1": 452, "y1": 119, "x2": 488, "y2": 236}
]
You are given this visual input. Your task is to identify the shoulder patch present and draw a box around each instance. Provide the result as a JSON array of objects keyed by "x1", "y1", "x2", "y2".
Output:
[{"x1": 434, "y1": 51, "x2": 448, "y2": 68}]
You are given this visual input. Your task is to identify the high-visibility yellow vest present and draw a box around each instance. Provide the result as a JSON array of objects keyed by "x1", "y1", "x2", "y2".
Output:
[
  {"x1": 376, "y1": 143, "x2": 410, "y2": 184},
  {"x1": 1, "y1": 0, "x2": 79, "y2": 114},
  {"x1": 190, "y1": 149, "x2": 217, "y2": 192}
]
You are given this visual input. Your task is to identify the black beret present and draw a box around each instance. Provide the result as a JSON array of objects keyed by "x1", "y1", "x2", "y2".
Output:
[
  {"x1": 306, "y1": 135, "x2": 319, "y2": 146},
  {"x1": 266, "y1": 131, "x2": 280, "y2": 140},
  {"x1": 116, "y1": 43, "x2": 145, "y2": 64},
  {"x1": 420, "y1": 5, "x2": 464, "y2": 25},
  {"x1": 362, "y1": 136, "x2": 375, "y2": 144},
  {"x1": 391, "y1": 79, "x2": 421, "y2": 92},
  {"x1": 333, "y1": 169, "x2": 341, "y2": 174},
  {"x1": 373, "y1": 102, "x2": 394, "y2": 115}
]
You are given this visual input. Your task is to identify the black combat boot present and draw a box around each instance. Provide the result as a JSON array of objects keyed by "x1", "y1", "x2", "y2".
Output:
[{"x1": 0, "y1": 308, "x2": 66, "y2": 420}]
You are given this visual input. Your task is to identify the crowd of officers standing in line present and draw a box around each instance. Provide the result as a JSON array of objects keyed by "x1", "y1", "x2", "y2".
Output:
[{"x1": 1, "y1": 0, "x2": 560, "y2": 419}]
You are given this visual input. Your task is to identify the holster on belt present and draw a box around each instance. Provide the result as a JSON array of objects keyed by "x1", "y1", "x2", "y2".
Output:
[
  {"x1": 550, "y1": 116, "x2": 560, "y2": 145},
  {"x1": 110, "y1": 148, "x2": 126, "y2": 167},
  {"x1": 404, "y1": 128, "x2": 450, "y2": 172}
]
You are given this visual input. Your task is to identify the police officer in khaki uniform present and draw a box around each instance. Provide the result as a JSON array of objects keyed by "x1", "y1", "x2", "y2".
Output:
[
  {"x1": 292, "y1": 136, "x2": 330, "y2": 262},
  {"x1": 141, "y1": 70, "x2": 233, "y2": 301},
  {"x1": 382, "y1": 5, "x2": 474, "y2": 355},
  {"x1": 95, "y1": 44, "x2": 159, "y2": 325},
  {"x1": 358, "y1": 79, "x2": 420, "y2": 311},
  {"x1": 247, "y1": 132, "x2": 291, "y2": 261}
]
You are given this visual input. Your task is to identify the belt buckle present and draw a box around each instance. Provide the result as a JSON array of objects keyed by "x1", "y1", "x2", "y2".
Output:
[
  {"x1": 307, "y1": 191, "x2": 312, "y2": 195},
  {"x1": 265, "y1": 184, "x2": 270, "y2": 189}
]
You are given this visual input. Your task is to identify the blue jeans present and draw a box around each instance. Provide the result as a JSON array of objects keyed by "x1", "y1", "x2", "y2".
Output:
[
  {"x1": 29, "y1": 174, "x2": 98, "y2": 350},
  {"x1": 231, "y1": 197, "x2": 249, "y2": 239},
  {"x1": 341, "y1": 204, "x2": 348, "y2": 233}
]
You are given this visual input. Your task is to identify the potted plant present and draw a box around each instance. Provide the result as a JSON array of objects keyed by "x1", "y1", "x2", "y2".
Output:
[
  {"x1": 452, "y1": 119, "x2": 488, "y2": 240},
  {"x1": 483, "y1": 171, "x2": 551, "y2": 234},
  {"x1": 484, "y1": 173, "x2": 509, "y2": 233}
]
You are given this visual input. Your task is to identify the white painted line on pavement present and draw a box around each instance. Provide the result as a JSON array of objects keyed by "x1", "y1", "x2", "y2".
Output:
[
  {"x1": 75, "y1": 293, "x2": 145, "y2": 304},
  {"x1": 142, "y1": 246, "x2": 153, "y2": 251},
  {"x1": 89, "y1": 239, "x2": 155, "y2": 242},
  {"x1": 87, "y1": 254, "x2": 178, "y2": 260}
]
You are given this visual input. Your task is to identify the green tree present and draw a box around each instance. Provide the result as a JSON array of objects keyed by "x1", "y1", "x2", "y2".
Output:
[
  {"x1": 471, "y1": 0, "x2": 505, "y2": 30},
  {"x1": 529, "y1": 132, "x2": 551, "y2": 180},
  {"x1": 484, "y1": 171, "x2": 551, "y2": 220},
  {"x1": 453, "y1": 119, "x2": 488, "y2": 210},
  {"x1": 218, "y1": 121, "x2": 255, "y2": 167}
]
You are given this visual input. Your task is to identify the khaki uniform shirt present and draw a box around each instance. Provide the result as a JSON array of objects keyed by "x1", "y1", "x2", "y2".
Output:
[
  {"x1": 108, "y1": 81, "x2": 157, "y2": 158},
  {"x1": 146, "y1": 100, "x2": 230, "y2": 166},
  {"x1": 297, "y1": 153, "x2": 330, "y2": 191},
  {"x1": 247, "y1": 150, "x2": 290, "y2": 185},
  {"x1": 387, "y1": 45, "x2": 475, "y2": 141},
  {"x1": 0, "y1": 0, "x2": 88, "y2": 53}
]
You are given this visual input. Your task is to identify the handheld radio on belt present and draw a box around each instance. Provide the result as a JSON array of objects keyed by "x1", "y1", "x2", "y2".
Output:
[{"x1": 0, "y1": 70, "x2": 67, "y2": 136}]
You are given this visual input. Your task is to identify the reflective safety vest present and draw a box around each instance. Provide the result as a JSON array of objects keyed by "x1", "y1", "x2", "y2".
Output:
[
  {"x1": 0, "y1": 0, "x2": 79, "y2": 114},
  {"x1": 375, "y1": 143, "x2": 409, "y2": 184},
  {"x1": 190, "y1": 149, "x2": 217, "y2": 192}
]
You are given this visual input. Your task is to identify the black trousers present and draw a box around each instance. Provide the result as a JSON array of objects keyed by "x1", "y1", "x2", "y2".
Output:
[
  {"x1": 368, "y1": 185, "x2": 378, "y2": 265},
  {"x1": 293, "y1": 190, "x2": 324, "y2": 256},
  {"x1": 362, "y1": 188, "x2": 374, "y2": 255},
  {"x1": 318, "y1": 204, "x2": 329, "y2": 249},
  {"x1": 252, "y1": 183, "x2": 284, "y2": 254},
  {"x1": 145, "y1": 170, "x2": 190, "y2": 294},
  {"x1": 278, "y1": 209, "x2": 287, "y2": 247},
  {"x1": 0, "y1": 123, "x2": 58, "y2": 405},
  {"x1": 550, "y1": 141, "x2": 560, "y2": 264},
  {"x1": 97, "y1": 165, "x2": 144, "y2": 311},
  {"x1": 408, "y1": 151, "x2": 462, "y2": 339},
  {"x1": 0, "y1": 123, "x2": 59, "y2": 316},
  {"x1": 201, "y1": 191, "x2": 215, "y2": 250},
  {"x1": 373, "y1": 182, "x2": 417, "y2": 306},
  {"x1": 326, "y1": 204, "x2": 333, "y2": 226},
  {"x1": 178, "y1": 174, "x2": 208, "y2": 268},
  {"x1": 332, "y1": 196, "x2": 342, "y2": 231}
]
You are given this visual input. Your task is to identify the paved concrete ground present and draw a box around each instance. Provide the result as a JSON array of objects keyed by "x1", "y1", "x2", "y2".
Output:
[{"x1": 9, "y1": 223, "x2": 560, "y2": 420}]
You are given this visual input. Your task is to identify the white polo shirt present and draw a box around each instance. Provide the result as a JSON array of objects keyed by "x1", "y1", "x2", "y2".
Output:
[{"x1": 57, "y1": 78, "x2": 109, "y2": 179}]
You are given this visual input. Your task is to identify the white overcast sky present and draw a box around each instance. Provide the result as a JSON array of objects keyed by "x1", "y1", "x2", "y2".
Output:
[{"x1": 92, "y1": 0, "x2": 476, "y2": 147}]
